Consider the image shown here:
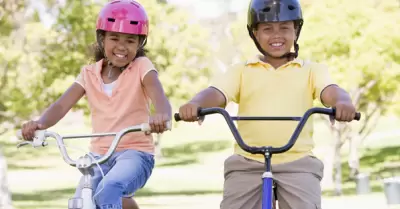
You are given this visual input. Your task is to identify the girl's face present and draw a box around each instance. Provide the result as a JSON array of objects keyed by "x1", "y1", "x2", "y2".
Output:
[
  {"x1": 253, "y1": 21, "x2": 296, "y2": 58},
  {"x1": 103, "y1": 31, "x2": 140, "y2": 67}
]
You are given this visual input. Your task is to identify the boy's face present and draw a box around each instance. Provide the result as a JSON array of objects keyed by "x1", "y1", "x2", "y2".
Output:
[
  {"x1": 103, "y1": 32, "x2": 140, "y2": 67},
  {"x1": 253, "y1": 21, "x2": 296, "y2": 58}
]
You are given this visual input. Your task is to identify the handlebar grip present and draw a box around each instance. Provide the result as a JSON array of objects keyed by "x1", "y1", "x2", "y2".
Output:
[
  {"x1": 15, "y1": 129, "x2": 48, "y2": 148},
  {"x1": 354, "y1": 112, "x2": 361, "y2": 121},
  {"x1": 16, "y1": 130, "x2": 23, "y2": 138},
  {"x1": 174, "y1": 113, "x2": 181, "y2": 122},
  {"x1": 332, "y1": 108, "x2": 361, "y2": 121},
  {"x1": 165, "y1": 121, "x2": 172, "y2": 130},
  {"x1": 141, "y1": 121, "x2": 173, "y2": 132},
  {"x1": 174, "y1": 107, "x2": 203, "y2": 122}
]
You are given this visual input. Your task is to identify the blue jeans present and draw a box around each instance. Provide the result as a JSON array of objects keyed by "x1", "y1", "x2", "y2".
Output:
[{"x1": 74, "y1": 149, "x2": 155, "y2": 209}]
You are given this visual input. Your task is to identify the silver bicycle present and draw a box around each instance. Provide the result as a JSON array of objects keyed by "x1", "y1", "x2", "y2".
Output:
[{"x1": 16, "y1": 122, "x2": 170, "y2": 209}]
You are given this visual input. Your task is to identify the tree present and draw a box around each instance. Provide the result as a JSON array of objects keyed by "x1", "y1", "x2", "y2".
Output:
[
  {"x1": 0, "y1": 1, "x2": 33, "y2": 207},
  {"x1": 0, "y1": 0, "x2": 56, "y2": 131},
  {"x1": 229, "y1": 0, "x2": 400, "y2": 195}
]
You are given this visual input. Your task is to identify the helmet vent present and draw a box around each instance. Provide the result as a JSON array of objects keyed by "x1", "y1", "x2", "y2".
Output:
[
  {"x1": 262, "y1": 7, "x2": 271, "y2": 12},
  {"x1": 129, "y1": 1, "x2": 140, "y2": 8},
  {"x1": 107, "y1": 18, "x2": 116, "y2": 22},
  {"x1": 288, "y1": 5, "x2": 296, "y2": 10},
  {"x1": 130, "y1": 21, "x2": 138, "y2": 25}
]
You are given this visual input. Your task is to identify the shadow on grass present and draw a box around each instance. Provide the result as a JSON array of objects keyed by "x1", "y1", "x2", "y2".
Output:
[
  {"x1": 12, "y1": 188, "x2": 76, "y2": 201},
  {"x1": 323, "y1": 184, "x2": 383, "y2": 196},
  {"x1": 1, "y1": 139, "x2": 60, "y2": 161},
  {"x1": 135, "y1": 188, "x2": 222, "y2": 197},
  {"x1": 162, "y1": 140, "x2": 231, "y2": 158},
  {"x1": 157, "y1": 158, "x2": 198, "y2": 167},
  {"x1": 7, "y1": 163, "x2": 52, "y2": 170},
  {"x1": 12, "y1": 187, "x2": 221, "y2": 202}
]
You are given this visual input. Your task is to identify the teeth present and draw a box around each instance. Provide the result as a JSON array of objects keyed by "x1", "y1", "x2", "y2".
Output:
[
  {"x1": 271, "y1": 43, "x2": 283, "y2": 47},
  {"x1": 115, "y1": 54, "x2": 125, "y2": 58}
]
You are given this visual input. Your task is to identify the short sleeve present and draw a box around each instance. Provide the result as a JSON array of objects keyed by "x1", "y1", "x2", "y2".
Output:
[
  {"x1": 138, "y1": 57, "x2": 158, "y2": 81},
  {"x1": 75, "y1": 67, "x2": 86, "y2": 89},
  {"x1": 311, "y1": 63, "x2": 336, "y2": 101},
  {"x1": 210, "y1": 63, "x2": 242, "y2": 104}
]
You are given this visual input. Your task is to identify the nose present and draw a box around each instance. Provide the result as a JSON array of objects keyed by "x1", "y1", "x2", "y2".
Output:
[
  {"x1": 271, "y1": 28, "x2": 284, "y2": 38},
  {"x1": 116, "y1": 40, "x2": 127, "y2": 51}
]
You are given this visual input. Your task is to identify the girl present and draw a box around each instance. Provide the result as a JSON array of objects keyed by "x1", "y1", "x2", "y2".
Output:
[{"x1": 20, "y1": 1, "x2": 171, "y2": 208}]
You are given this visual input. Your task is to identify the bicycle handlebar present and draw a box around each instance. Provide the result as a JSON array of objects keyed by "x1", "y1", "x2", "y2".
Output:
[
  {"x1": 174, "y1": 107, "x2": 360, "y2": 155},
  {"x1": 16, "y1": 122, "x2": 171, "y2": 167}
]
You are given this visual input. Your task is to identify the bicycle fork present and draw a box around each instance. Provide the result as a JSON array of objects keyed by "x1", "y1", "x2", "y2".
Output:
[
  {"x1": 262, "y1": 150, "x2": 274, "y2": 209},
  {"x1": 68, "y1": 155, "x2": 96, "y2": 209}
]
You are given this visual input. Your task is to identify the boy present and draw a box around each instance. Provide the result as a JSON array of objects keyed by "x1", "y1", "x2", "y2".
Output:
[{"x1": 177, "y1": 0, "x2": 357, "y2": 209}]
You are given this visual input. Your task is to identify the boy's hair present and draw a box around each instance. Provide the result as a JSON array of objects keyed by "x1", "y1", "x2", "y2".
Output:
[{"x1": 93, "y1": 30, "x2": 147, "y2": 62}]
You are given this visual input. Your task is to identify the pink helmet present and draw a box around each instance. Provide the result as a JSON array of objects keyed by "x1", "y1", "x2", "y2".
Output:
[{"x1": 96, "y1": 0, "x2": 149, "y2": 36}]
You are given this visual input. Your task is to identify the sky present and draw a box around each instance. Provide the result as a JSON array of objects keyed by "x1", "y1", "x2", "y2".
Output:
[
  {"x1": 167, "y1": 0, "x2": 248, "y2": 18},
  {"x1": 31, "y1": 0, "x2": 249, "y2": 27}
]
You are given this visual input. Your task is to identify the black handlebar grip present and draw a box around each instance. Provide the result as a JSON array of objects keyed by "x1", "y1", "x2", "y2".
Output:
[
  {"x1": 354, "y1": 112, "x2": 361, "y2": 121},
  {"x1": 174, "y1": 113, "x2": 181, "y2": 122},
  {"x1": 332, "y1": 108, "x2": 361, "y2": 121}
]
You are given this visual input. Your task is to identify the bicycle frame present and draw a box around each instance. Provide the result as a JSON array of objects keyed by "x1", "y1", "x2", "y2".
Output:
[
  {"x1": 16, "y1": 123, "x2": 159, "y2": 209},
  {"x1": 175, "y1": 107, "x2": 360, "y2": 209}
]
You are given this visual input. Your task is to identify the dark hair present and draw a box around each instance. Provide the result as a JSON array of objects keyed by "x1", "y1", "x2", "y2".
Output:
[{"x1": 93, "y1": 30, "x2": 148, "y2": 63}]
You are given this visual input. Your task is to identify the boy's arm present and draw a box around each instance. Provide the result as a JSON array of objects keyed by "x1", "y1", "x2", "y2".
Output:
[
  {"x1": 188, "y1": 87, "x2": 226, "y2": 108},
  {"x1": 193, "y1": 63, "x2": 243, "y2": 108},
  {"x1": 321, "y1": 85, "x2": 356, "y2": 122},
  {"x1": 313, "y1": 64, "x2": 356, "y2": 122},
  {"x1": 321, "y1": 85, "x2": 352, "y2": 107},
  {"x1": 38, "y1": 83, "x2": 85, "y2": 128},
  {"x1": 178, "y1": 64, "x2": 242, "y2": 122}
]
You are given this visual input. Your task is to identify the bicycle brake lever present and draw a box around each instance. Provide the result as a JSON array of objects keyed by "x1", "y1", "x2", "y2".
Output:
[{"x1": 17, "y1": 141, "x2": 32, "y2": 148}]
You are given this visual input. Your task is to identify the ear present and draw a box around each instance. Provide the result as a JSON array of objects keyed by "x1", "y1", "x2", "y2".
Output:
[{"x1": 252, "y1": 29, "x2": 259, "y2": 41}]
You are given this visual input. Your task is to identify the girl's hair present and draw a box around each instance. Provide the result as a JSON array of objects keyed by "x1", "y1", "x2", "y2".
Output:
[{"x1": 93, "y1": 30, "x2": 148, "y2": 63}]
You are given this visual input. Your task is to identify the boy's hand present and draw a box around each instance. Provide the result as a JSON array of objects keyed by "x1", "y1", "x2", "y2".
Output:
[
  {"x1": 149, "y1": 113, "x2": 170, "y2": 134},
  {"x1": 178, "y1": 102, "x2": 204, "y2": 125},
  {"x1": 330, "y1": 101, "x2": 356, "y2": 125}
]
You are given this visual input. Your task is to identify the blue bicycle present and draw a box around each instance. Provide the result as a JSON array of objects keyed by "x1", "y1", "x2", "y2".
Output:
[{"x1": 175, "y1": 107, "x2": 361, "y2": 209}]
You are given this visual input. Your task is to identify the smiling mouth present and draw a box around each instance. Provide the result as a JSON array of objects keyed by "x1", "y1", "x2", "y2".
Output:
[
  {"x1": 270, "y1": 42, "x2": 284, "y2": 47},
  {"x1": 114, "y1": 53, "x2": 127, "y2": 59}
]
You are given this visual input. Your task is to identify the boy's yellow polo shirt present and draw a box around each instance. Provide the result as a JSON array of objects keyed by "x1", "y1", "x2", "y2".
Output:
[{"x1": 211, "y1": 55, "x2": 335, "y2": 164}]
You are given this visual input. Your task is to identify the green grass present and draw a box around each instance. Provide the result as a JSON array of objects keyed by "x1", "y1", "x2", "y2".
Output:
[{"x1": 2, "y1": 111, "x2": 400, "y2": 209}]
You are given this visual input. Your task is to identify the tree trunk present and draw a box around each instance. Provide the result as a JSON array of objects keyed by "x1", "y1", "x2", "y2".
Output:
[
  {"x1": 321, "y1": 132, "x2": 335, "y2": 190},
  {"x1": 333, "y1": 127, "x2": 344, "y2": 196},
  {"x1": 348, "y1": 134, "x2": 361, "y2": 179},
  {"x1": 0, "y1": 151, "x2": 14, "y2": 209}
]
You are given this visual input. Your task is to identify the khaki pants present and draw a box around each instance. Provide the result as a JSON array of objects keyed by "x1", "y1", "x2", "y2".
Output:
[{"x1": 221, "y1": 154, "x2": 324, "y2": 209}]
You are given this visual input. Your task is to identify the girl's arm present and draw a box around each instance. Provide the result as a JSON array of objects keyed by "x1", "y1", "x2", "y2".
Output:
[
  {"x1": 37, "y1": 83, "x2": 85, "y2": 128},
  {"x1": 142, "y1": 71, "x2": 172, "y2": 132}
]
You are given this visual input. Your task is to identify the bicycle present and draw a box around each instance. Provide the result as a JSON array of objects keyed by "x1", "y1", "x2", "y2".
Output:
[
  {"x1": 16, "y1": 122, "x2": 171, "y2": 209},
  {"x1": 174, "y1": 107, "x2": 361, "y2": 209}
]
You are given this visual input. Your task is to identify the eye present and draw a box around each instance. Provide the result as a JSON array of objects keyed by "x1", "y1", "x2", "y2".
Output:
[{"x1": 127, "y1": 39, "x2": 137, "y2": 44}]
